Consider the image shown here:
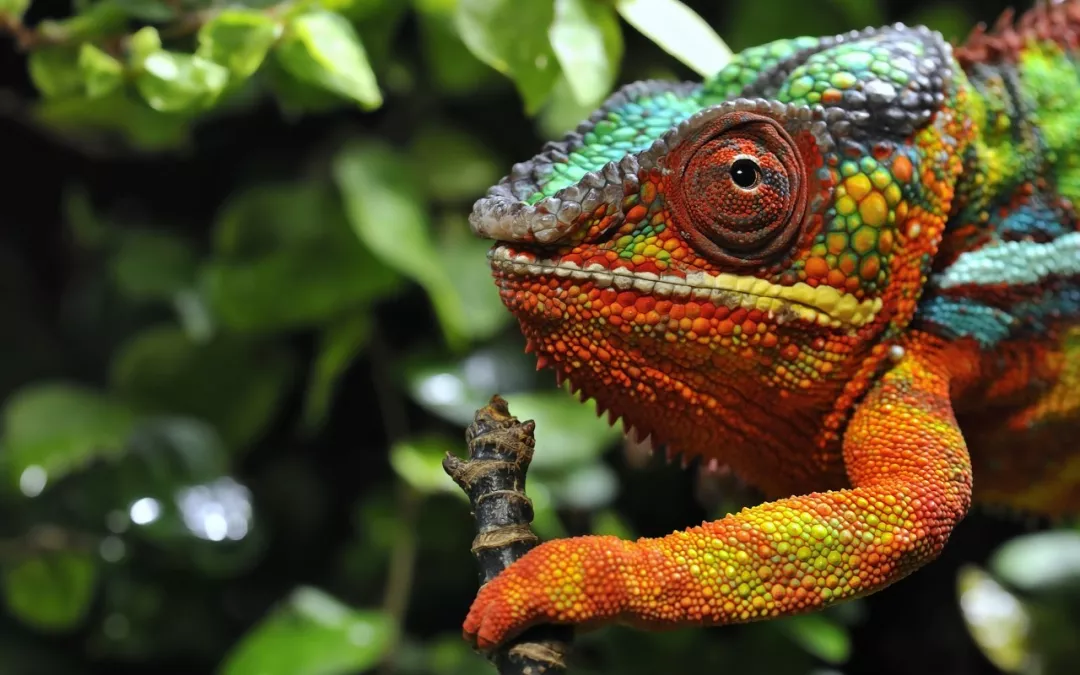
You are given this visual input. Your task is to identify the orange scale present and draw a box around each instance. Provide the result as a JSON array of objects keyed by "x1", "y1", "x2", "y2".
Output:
[
  {"x1": 640, "y1": 181, "x2": 657, "y2": 205},
  {"x1": 625, "y1": 204, "x2": 648, "y2": 223},
  {"x1": 891, "y1": 155, "x2": 913, "y2": 182},
  {"x1": 827, "y1": 269, "x2": 847, "y2": 288}
]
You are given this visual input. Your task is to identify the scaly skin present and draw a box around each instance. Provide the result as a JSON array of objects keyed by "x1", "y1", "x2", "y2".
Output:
[{"x1": 463, "y1": 1, "x2": 1080, "y2": 650}]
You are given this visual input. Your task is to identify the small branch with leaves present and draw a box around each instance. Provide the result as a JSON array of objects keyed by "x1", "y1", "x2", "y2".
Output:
[
  {"x1": 0, "y1": 0, "x2": 381, "y2": 151},
  {"x1": 443, "y1": 396, "x2": 574, "y2": 675}
]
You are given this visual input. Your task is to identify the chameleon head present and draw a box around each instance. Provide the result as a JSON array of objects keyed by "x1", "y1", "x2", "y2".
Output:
[{"x1": 470, "y1": 30, "x2": 958, "y2": 484}]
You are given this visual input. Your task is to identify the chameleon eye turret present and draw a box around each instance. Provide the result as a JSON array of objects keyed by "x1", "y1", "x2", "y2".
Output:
[{"x1": 665, "y1": 110, "x2": 810, "y2": 266}]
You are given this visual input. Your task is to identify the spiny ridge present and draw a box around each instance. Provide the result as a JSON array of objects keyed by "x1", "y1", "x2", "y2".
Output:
[{"x1": 955, "y1": 0, "x2": 1080, "y2": 68}]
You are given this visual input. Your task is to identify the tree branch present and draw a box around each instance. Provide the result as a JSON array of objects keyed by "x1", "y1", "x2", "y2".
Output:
[{"x1": 443, "y1": 395, "x2": 574, "y2": 675}]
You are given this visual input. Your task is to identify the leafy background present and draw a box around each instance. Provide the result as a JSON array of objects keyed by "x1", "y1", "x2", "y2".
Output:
[{"x1": 1, "y1": 0, "x2": 1079, "y2": 673}]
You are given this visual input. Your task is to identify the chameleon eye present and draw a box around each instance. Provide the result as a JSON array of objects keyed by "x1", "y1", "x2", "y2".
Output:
[
  {"x1": 667, "y1": 112, "x2": 808, "y2": 266},
  {"x1": 729, "y1": 157, "x2": 761, "y2": 189}
]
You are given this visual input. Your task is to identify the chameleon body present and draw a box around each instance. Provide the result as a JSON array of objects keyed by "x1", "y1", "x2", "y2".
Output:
[{"x1": 463, "y1": 1, "x2": 1080, "y2": 649}]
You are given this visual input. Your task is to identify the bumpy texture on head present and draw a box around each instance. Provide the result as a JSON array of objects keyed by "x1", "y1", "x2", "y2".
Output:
[{"x1": 470, "y1": 25, "x2": 963, "y2": 493}]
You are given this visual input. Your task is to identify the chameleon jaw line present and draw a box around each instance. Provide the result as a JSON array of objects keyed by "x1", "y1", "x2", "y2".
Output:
[{"x1": 490, "y1": 245, "x2": 882, "y2": 329}]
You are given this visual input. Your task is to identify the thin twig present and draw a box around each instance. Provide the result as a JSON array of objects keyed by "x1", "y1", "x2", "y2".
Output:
[
  {"x1": 444, "y1": 396, "x2": 574, "y2": 674},
  {"x1": 370, "y1": 322, "x2": 423, "y2": 675}
]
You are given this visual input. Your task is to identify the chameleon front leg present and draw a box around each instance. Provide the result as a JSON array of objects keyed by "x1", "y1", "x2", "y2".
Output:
[{"x1": 463, "y1": 338, "x2": 972, "y2": 649}]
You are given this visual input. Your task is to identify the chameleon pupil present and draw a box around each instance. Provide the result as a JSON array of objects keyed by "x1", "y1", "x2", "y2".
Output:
[{"x1": 730, "y1": 158, "x2": 760, "y2": 189}]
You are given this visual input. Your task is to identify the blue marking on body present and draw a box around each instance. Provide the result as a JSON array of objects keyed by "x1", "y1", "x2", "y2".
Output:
[
  {"x1": 920, "y1": 285, "x2": 1080, "y2": 347},
  {"x1": 997, "y1": 200, "x2": 1071, "y2": 241},
  {"x1": 919, "y1": 296, "x2": 1014, "y2": 347}
]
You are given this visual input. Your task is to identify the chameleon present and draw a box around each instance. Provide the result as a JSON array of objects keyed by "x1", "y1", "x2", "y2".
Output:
[{"x1": 461, "y1": 0, "x2": 1080, "y2": 650}]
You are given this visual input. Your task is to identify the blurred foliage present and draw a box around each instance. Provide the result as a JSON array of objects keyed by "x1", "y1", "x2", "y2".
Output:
[{"x1": 0, "y1": 0, "x2": 1077, "y2": 673}]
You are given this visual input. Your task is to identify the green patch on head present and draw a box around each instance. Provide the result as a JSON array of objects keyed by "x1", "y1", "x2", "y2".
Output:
[
  {"x1": 527, "y1": 36, "x2": 827, "y2": 205},
  {"x1": 528, "y1": 84, "x2": 705, "y2": 203}
]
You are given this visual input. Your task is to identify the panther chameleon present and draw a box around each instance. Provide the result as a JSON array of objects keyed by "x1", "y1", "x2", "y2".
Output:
[{"x1": 462, "y1": 0, "x2": 1080, "y2": 650}]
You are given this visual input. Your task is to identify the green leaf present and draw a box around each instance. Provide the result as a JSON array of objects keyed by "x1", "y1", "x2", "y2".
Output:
[
  {"x1": 455, "y1": 0, "x2": 560, "y2": 113},
  {"x1": 128, "y1": 26, "x2": 162, "y2": 67},
  {"x1": 1, "y1": 383, "x2": 138, "y2": 490},
  {"x1": 28, "y1": 47, "x2": 83, "y2": 99},
  {"x1": 135, "y1": 51, "x2": 229, "y2": 113},
  {"x1": 957, "y1": 565, "x2": 1031, "y2": 674},
  {"x1": 409, "y1": 126, "x2": 501, "y2": 203},
  {"x1": 274, "y1": 11, "x2": 382, "y2": 109},
  {"x1": 538, "y1": 74, "x2": 600, "y2": 139},
  {"x1": 321, "y1": 0, "x2": 391, "y2": 21},
  {"x1": 203, "y1": 252, "x2": 391, "y2": 334},
  {"x1": 989, "y1": 530, "x2": 1080, "y2": 593},
  {"x1": 265, "y1": 56, "x2": 349, "y2": 115},
  {"x1": 501, "y1": 390, "x2": 622, "y2": 470},
  {"x1": 0, "y1": 0, "x2": 31, "y2": 21},
  {"x1": 2, "y1": 552, "x2": 99, "y2": 632},
  {"x1": 415, "y1": 9, "x2": 496, "y2": 95},
  {"x1": 389, "y1": 435, "x2": 461, "y2": 496},
  {"x1": 38, "y1": 0, "x2": 126, "y2": 41},
  {"x1": 436, "y1": 217, "x2": 512, "y2": 342},
  {"x1": 302, "y1": 314, "x2": 371, "y2": 432},
  {"x1": 826, "y1": 0, "x2": 884, "y2": 30},
  {"x1": 206, "y1": 181, "x2": 400, "y2": 334},
  {"x1": 907, "y1": 4, "x2": 972, "y2": 43},
  {"x1": 616, "y1": 0, "x2": 731, "y2": 76},
  {"x1": 220, "y1": 587, "x2": 394, "y2": 675},
  {"x1": 77, "y1": 43, "x2": 124, "y2": 99},
  {"x1": 724, "y1": 0, "x2": 832, "y2": 52},
  {"x1": 110, "y1": 326, "x2": 294, "y2": 451},
  {"x1": 35, "y1": 90, "x2": 191, "y2": 150},
  {"x1": 213, "y1": 181, "x2": 344, "y2": 256},
  {"x1": 109, "y1": 230, "x2": 197, "y2": 302},
  {"x1": 779, "y1": 614, "x2": 851, "y2": 664},
  {"x1": 197, "y1": 9, "x2": 280, "y2": 81},
  {"x1": 549, "y1": 0, "x2": 622, "y2": 108},
  {"x1": 422, "y1": 633, "x2": 492, "y2": 675},
  {"x1": 334, "y1": 142, "x2": 470, "y2": 348},
  {"x1": 591, "y1": 509, "x2": 634, "y2": 539},
  {"x1": 114, "y1": 0, "x2": 175, "y2": 22}
]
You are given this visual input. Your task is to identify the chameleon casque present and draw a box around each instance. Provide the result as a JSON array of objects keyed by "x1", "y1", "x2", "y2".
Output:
[{"x1": 462, "y1": 0, "x2": 1080, "y2": 649}]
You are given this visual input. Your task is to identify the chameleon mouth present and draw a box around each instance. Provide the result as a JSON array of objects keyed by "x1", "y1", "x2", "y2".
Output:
[{"x1": 490, "y1": 245, "x2": 882, "y2": 329}]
